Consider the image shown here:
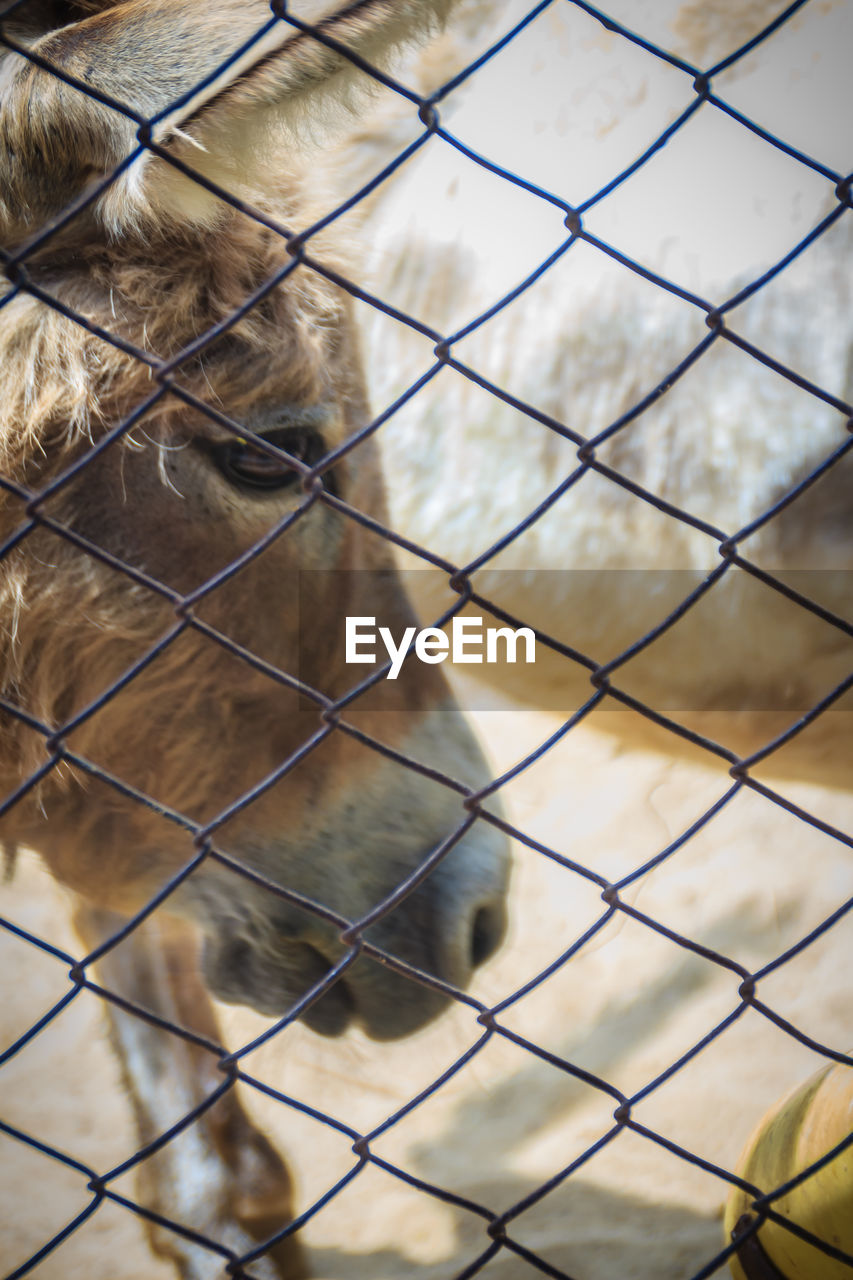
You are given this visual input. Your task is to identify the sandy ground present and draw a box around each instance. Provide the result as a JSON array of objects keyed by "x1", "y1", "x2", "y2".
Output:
[{"x1": 1, "y1": 700, "x2": 851, "y2": 1280}]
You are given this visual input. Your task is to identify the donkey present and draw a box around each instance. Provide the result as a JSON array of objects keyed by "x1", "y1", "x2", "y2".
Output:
[
  {"x1": 0, "y1": 2, "x2": 509, "y2": 1276},
  {"x1": 361, "y1": 0, "x2": 853, "y2": 785}
]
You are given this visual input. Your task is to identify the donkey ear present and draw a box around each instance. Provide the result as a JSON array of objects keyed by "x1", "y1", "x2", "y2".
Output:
[
  {"x1": 155, "y1": 0, "x2": 454, "y2": 215},
  {"x1": 0, "y1": 0, "x2": 451, "y2": 244},
  {"x1": 164, "y1": 1, "x2": 454, "y2": 147}
]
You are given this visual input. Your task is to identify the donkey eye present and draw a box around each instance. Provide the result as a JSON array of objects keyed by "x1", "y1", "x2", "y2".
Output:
[{"x1": 212, "y1": 426, "x2": 326, "y2": 492}]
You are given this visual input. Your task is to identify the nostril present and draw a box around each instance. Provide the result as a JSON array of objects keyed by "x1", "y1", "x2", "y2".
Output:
[{"x1": 470, "y1": 900, "x2": 506, "y2": 970}]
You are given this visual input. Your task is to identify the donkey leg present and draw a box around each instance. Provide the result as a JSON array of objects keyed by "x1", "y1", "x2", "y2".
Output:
[{"x1": 73, "y1": 902, "x2": 308, "y2": 1280}]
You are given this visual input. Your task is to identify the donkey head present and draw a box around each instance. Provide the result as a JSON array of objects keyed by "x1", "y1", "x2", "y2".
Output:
[{"x1": 0, "y1": 0, "x2": 508, "y2": 1039}]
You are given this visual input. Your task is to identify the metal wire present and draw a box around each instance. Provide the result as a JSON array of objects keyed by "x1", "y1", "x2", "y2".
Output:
[{"x1": 0, "y1": 0, "x2": 851, "y2": 1277}]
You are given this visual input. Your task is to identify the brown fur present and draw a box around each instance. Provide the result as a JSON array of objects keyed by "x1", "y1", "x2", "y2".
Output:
[{"x1": 0, "y1": 3, "x2": 508, "y2": 1275}]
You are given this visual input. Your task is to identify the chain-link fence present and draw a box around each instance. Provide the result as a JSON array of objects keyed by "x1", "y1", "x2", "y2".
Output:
[{"x1": 1, "y1": 0, "x2": 851, "y2": 1277}]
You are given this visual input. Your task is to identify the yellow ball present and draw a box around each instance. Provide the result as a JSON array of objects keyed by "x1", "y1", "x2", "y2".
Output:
[{"x1": 725, "y1": 1058, "x2": 853, "y2": 1280}]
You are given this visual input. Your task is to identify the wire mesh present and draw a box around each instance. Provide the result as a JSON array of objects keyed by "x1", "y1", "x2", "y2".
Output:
[{"x1": 0, "y1": 0, "x2": 851, "y2": 1278}]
